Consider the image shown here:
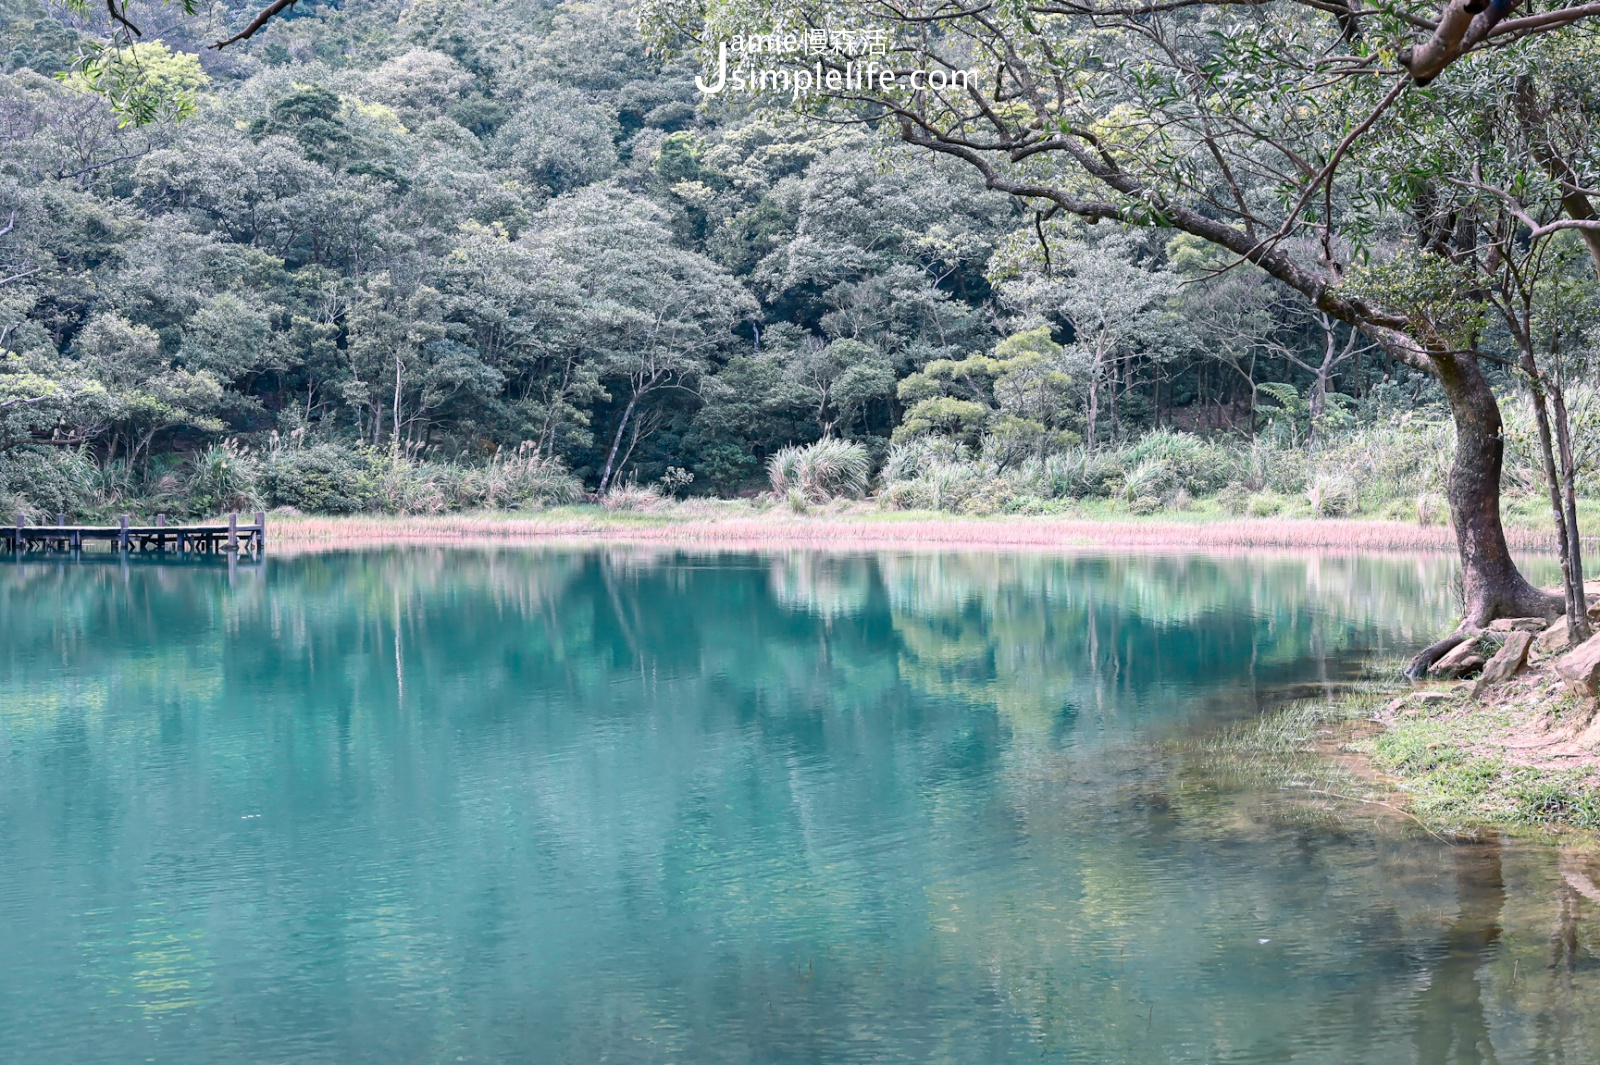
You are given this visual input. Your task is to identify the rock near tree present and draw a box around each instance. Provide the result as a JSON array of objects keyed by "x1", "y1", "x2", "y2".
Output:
[
  {"x1": 1473, "y1": 631, "x2": 1533, "y2": 697},
  {"x1": 1555, "y1": 633, "x2": 1600, "y2": 698},
  {"x1": 1432, "y1": 639, "x2": 1487, "y2": 680},
  {"x1": 1537, "y1": 617, "x2": 1576, "y2": 655}
]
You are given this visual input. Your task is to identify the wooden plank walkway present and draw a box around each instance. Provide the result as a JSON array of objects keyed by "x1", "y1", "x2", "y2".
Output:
[{"x1": 1, "y1": 512, "x2": 266, "y2": 555}]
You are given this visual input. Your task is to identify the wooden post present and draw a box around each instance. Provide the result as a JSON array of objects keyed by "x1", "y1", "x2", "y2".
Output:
[
  {"x1": 227, "y1": 512, "x2": 238, "y2": 552},
  {"x1": 254, "y1": 511, "x2": 266, "y2": 552},
  {"x1": 119, "y1": 515, "x2": 130, "y2": 553},
  {"x1": 56, "y1": 513, "x2": 64, "y2": 550},
  {"x1": 14, "y1": 514, "x2": 23, "y2": 554},
  {"x1": 156, "y1": 513, "x2": 165, "y2": 552}
]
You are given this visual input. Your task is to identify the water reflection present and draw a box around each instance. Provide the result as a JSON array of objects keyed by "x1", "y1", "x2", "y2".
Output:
[{"x1": 0, "y1": 547, "x2": 1591, "y2": 1064}]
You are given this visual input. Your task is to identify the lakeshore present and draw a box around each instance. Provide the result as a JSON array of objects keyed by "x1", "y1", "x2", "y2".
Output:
[
  {"x1": 264, "y1": 502, "x2": 1595, "y2": 554},
  {"x1": 1201, "y1": 629, "x2": 1600, "y2": 836}
]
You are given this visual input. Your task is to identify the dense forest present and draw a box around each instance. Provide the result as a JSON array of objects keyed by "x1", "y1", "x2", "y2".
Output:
[{"x1": 0, "y1": 0, "x2": 1595, "y2": 533}]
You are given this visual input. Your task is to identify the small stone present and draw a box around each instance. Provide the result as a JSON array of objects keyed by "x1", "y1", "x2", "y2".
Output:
[
  {"x1": 1432, "y1": 640, "x2": 1486, "y2": 679},
  {"x1": 1490, "y1": 617, "x2": 1547, "y2": 633},
  {"x1": 1555, "y1": 632, "x2": 1600, "y2": 698},
  {"x1": 1537, "y1": 617, "x2": 1574, "y2": 655},
  {"x1": 1388, "y1": 690, "x2": 1453, "y2": 715},
  {"x1": 1474, "y1": 631, "x2": 1534, "y2": 697}
]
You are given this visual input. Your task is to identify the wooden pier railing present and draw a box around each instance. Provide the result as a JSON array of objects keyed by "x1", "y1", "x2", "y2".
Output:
[{"x1": 2, "y1": 512, "x2": 265, "y2": 555}]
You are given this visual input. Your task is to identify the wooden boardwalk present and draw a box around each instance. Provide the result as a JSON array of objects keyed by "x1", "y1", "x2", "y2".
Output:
[{"x1": 2, "y1": 512, "x2": 265, "y2": 554}]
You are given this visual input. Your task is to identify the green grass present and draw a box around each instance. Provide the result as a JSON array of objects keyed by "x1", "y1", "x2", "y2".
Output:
[
  {"x1": 1188, "y1": 668, "x2": 1600, "y2": 836},
  {"x1": 1368, "y1": 707, "x2": 1600, "y2": 832}
]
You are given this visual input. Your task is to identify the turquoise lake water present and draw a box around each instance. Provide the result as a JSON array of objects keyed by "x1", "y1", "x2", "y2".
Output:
[{"x1": 1, "y1": 548, "x2": 1596, "y2": 1063}]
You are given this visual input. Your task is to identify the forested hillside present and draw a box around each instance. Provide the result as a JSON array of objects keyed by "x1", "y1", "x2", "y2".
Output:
[{"x1": 0, "y1": 0, "x2": 1594, "y2": 522}]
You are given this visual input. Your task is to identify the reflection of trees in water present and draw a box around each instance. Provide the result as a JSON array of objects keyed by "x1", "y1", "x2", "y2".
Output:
[
  {"x1": 2, "y1": 549, "x2": 1597, "y2": 1063},
  {"x1": 1403, "y1": 841, "x2": 1600, "y2": 1065},
  {"x1": 1413, "y1": 838, "x2": 1506, "y2": 1065},
  {"x1": 875, "y1": 552, "x2": 1463, "y2": 742}
]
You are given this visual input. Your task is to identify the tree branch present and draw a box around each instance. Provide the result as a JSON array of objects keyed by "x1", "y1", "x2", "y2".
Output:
[{"x1": 212, "y1": 0, "x2": 302, "y2": 50}]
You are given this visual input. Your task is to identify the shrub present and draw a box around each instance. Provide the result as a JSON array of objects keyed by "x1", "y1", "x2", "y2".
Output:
[
  {"x1": 260, "y1": 443, "x2": 381, "y2": 514},
  {"x1": 459, "y1": 443, "x2": 582, "y2": 510},
  {"x1": 1246, "y1": 439, "x2": 1309, "y2": 494},
  {"x1": 1246, "y1": 492, "x2": 1283, "y2": 517},
  {"x1": 1501, "y1": 383, "x2": 1600, "y2": 499},
  {"x1": 1216, "y1": 483, "x2": 1250, "y2": 515},
  {"x1": 1305, "y1": 471, "x2": 1357, "y2": 517},
  {"x1": 377, "y1": 460, "x2": 448, "y2": 515},
  {"x1": 1125, "y1": 430, "x2": 1238, "y2": 494},
  {"x1": 0, "y1": 447, "x2": 98, "y2": 520},
  {"x1": 1120, "y1": 458, "x2": 1179, "y2": 504},
  {"x1": 1415, "y1": 492, "x2": 1447, "y2": 526},
  {"x1": 602, "y1": 482, "x2": 662, "y2": 512},
  {"x1": 1128, "y1": 495, "x2": 1163, "y2": 515},
  {"x1": 1074, "y1": 449, "x2": 1129, "y2": 499},
  {"x1": 958, "y1": 479, "x2": 1017, "y2": 515},
  {"x1": 185, "y1": 440, "x2": 261, "y2": 516},
  {"x1": 768, "y1": 438, "x2": 871, "y2": 501}
]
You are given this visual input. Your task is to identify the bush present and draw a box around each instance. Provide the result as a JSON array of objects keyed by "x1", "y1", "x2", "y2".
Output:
[
  {"x1": 768, "y1": 438, "x2": 871, "y2": 501},
  {"x1": 0, "y1": 447, "x2": 98, "y2": 520},
  {"x1": 1246, "y1": 491, "x2": 1283, "y2": 517},
  {"x1": 456, "y1": 443, "x2": 582, "y2": 510},
  {"x1": 378, "y1": 460, "x2": 449, "y2": 514},
  {"x1": 1216, "y1": 483, "x2": 1250, "y2": 515},
  {"x1": 1125, "y1": 430, "x2": 1238, "y2": 494},
  {"x1": 1501, "y1": 383, "x2": 1600, "y2": 499},
  {"x1": 602, "y1": 482, "x2": 662, "y2": 512},
  {"x1": 881, "y1": 437, "x2": 971, "y2": 483},
  {"x1": 1120, "y1": 458, "x2": 1179, "y2": 505},
  {"x1": 1305, "y1": 471, "x2": 1357, "y2": 517},
  {"x1": 260, "y1": 444, "x2": 382, "y2": 514},
  {"x1": 186, "y1": 440, "x2": 261, "y2": 516},
  {"x1": 958, "y1": 479, "x2": 1017, "y2": 515},
  {"x1": 1128, "y1": 494, "x2": 1163, "y2": 515},
  {"x1": 1074, "y1": 450, "x2": 1129, "y2": 499}
]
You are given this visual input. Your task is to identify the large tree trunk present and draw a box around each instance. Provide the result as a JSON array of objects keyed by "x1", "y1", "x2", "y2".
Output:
[
  {"x1": 1433, "y1": 352, "x2": 1561, "y2": 626},
  {"x1": 1401, "y1": 347, "x2": 1561, "y2": 678}
]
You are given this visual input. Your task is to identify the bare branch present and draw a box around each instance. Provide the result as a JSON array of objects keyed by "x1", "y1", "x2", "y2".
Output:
[
  {"x1": 106, "y1": 0, "x2": 143, "y2": 37},
  {"x1": 0, "y1": 394, "x2": 54, "y2": 411},
  {"x1": 1489, "y1": 0, "x2": 1600, "y2": 37},
  {"x1": 212, "y1": 0, "x2": 302, "y2": 50}
]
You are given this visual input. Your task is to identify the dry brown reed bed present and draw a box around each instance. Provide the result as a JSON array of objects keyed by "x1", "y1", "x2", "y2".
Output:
[{"x1": 268, "y1": 511, "x2": 1573, "y2": 555}]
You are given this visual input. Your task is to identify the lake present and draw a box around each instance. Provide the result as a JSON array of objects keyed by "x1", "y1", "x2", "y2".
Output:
[{"x1": 1, "y1": 547, "x2": 1596, "y2": 1063}]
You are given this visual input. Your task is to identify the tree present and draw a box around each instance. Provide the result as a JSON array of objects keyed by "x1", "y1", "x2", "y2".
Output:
[
  {"x1": 1482, "y1": 227, "x2": 1595, "y2": 643},
  {"x1": 646, "y1": 0, "x2": 1600, "y2": 647},
  {"x1": 763, "y1": 334, "x2": 894, "y2": 438},
  {"x1": 435, "y1": 221, "x2": 602, "y2": 458},
  {"x1": 896, "y1": 326, "x2": 1085, "y2": 464},
  {"x1": 346, "y1": 276, "x2": 503, "y2": 453},
  {"x1": 994, "y1": 228, "x2": 1177, "y2": 448},
  {"x1": 533, "y1": 185, "x2": 756, "y2": 494},
  {"x1": 71, "y1": 311, "x2": 224, "y2": 466}
]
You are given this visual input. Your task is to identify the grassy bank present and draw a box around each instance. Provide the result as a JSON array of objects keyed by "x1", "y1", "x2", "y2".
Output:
[
  {"x1": 265, "y1": 500, "x2": 1592, "y2": 553},
  {"x1": 1205, "y1": 653, "x2": 1600, "y2": 836}
]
